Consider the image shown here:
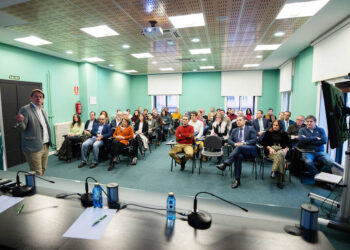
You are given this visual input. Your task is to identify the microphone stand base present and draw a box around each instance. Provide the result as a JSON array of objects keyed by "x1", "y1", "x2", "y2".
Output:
[
  {"x1": 188, "y1": 210, "x2": 212, "y2": 230},
  {"x1": 12, "y1": 185, "x2": 34, "y2": 197}
]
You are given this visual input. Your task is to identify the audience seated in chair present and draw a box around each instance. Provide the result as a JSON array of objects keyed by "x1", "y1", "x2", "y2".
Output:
[
  {"x1": 78, "y1": 114, "x2": 112, "y2": 169},
  {"x1": 152, "y1": 108, "x2": 163, "y2": 145},
  {"x1": 264, "y1": 108, "x2": 276, "y2": 123},
  {"x1": 282, "y1": 111, "x2": 295, "y2": 132},
  {"x1": 100, "y1": 110, "x2": 110, "y2": 125},
  {"x1": 189, "y1": 111, "x2": 204, "y2": 157},
  {"x1": 109, "y1": 118, "x2": 138, "y2": 171},
  {"x1": 134, "y1": 113, "x2": 149, "y2": 154},
  {"x1": 217, "y1": 116, "x2": 257, "y2": 189},
  {"x1": 110, "y1": 110, "x2": 123, "y2": 130},
  {"x1": 168, "y1": 115, "x2": 194, "y2": 171},
  {"x1": 161, "y1": 109, "x2": 172, "y2": 141},
  {"x1": 84, "y1": 111, "x2": 98, "y2": 138},
  {"x1": 131, "y1": 110, "x2": 140, "y2": 125},
  {"x1": 297, "y1": 115, "x2": 334, "y2": 177},
  {"x1": 245, "y1": 108, "x2": 253, "y2": 121},
  {"x1": 211, "y1": 112, "x2": 229, "y2": 163},
  {"x1": 171, "y1": 107, "x2": 182, "y2": 132},
  {"x1": 253, "y1": 110, "x2": 271, "y2": 140},
  {"x1": 260, "y1": 120, "x2": 290, "y2": 189},
  {"x1": 57, "y1": 114, "x2": 84, "y2": 163}
]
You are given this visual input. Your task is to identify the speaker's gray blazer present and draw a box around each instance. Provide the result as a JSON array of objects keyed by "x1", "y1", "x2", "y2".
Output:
[{"x1": 16, "y1": 103, "x2": 52, "y2": 152}]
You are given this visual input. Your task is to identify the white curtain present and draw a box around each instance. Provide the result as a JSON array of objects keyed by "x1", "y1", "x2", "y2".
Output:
[
  {"x1": 221, "y1": 71, "x2": 262, "y2": 96},
  {"x1": 148, "y1": 74, "x2": 182, "y2": 95}
]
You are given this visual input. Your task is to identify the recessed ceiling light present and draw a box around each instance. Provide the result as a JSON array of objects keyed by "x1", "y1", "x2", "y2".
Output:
[
  {"x1": 123, "y1": 70, "x2": 138, "y2": 73},
  {"x1": 274, "y1": 31, "x2": 285, "y2": 37},
  {"x1": 276, "y1": 0, "x2": 329, "y2": 19},
  {"x1": 80, "y1": 25, "x2": 119, "y2": 38},
  {"x1": 192, "y1": 69, "x2": 197, "y2": 72},
  {"x1": 243, "y1": 64, "x2": 260, "y2": 68},
  {"x1": 82, "y1": 57, "x2": 105, "y2": 63},
  {"x1": 131, "y1": 53, "x2": 154, "y2": 58},
  {"x1": 189, "y1": 48, "x2": 211, "y2": 55},
  {"x1": 191, "y1": 38, "x2": 200, "y2": 43},
  {"x1": 159, "y1": 67, "x2": 174, "y2": 71},
  {"x1": 169, "y1": 13, "x2": 205, "y2": 28},
  {"x1": 152, "y1": 61, "x2": 158, "y2": 64},
  {"x1": 66, "y1": 50, "x2": 73, "y2": 54},
  {"x1": 201, "y1": 58, "x2": 207, "y2": 61},
  {"x1": 122, "y1": 44, "x2": 130, "y2": 49},
  {"x1": 14, "y1": 36, "x2": 52, "y2": 46},
  {"x1": 255, "y1": 44, "x2": 281, "y2": 51},
  {"x1": 200, "y1": 66, "x2": 214, "y2": 69},
  {"x1": 256, "y1": 55, "x2": 263, "y2": 58},
  {"x1": 109, "y1": 64, "x2": 114, "y2": 67}
]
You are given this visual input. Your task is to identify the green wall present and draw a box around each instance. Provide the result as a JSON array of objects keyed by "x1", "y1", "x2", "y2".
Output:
[
  {"x1": 97, "y1": 67, "x2": 131, "y2": 118},
  {"x1": 181, "y1": 72, "x2": 224, "y2": 113},
  {"x1": 257, "y1": 70, "x2": 280, "y2": 115},
  {"x1": 291, "y1": 46, "x2": 317, "y2": 119},
  {"x1": 130, "y1": 75, "x2": 151, "y2": 112}
]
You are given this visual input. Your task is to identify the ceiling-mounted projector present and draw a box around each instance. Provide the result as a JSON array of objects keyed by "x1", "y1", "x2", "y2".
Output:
[{"x1": 142, "y1": 20, "x2": 163, "y2": 38}]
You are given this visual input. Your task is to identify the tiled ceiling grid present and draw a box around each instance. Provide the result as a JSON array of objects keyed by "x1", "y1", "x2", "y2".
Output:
[{"x1": 2, "y1": 0, "x2": 311, "y2": 74}]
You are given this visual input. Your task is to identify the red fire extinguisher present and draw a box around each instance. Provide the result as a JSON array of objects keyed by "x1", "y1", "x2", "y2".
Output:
[{"x1": 76, "y1": 101, "x2": 82, "y2": 115}]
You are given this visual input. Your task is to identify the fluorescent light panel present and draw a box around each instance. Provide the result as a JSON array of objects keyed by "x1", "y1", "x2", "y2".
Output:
[
  {"x1": 189, "y1": 48, "x2": 211, "y2": 55},
  {"x1": 80, "y1": 25, "x2": 119, "y2": 38},
  {"x1": 66, "y1": 50, "x2": 73, "y2": 54},
  {"x1": 274, "y1": 31, "x2": 285, "y2": 37},
  {"x1": 14, "y1": 36, "x2": 52, "y2": 46},
  {"x1": 109, "y1": 64, "x2": 114, "y2": 67},
  {"x1": 131, "y1": 53, "x2": 153, "y2": 58},
  {"x1": 122, "y1": 44, "x2": 130, "y2": 49},
  {"x1": 169, "y1": 13, "x2": 205, "y2": 28},
  {"x1": 255, "y1": 44, "x2": 281, "y2": 51},
  {"x1": 200, "y1": 66, "x2": 214, "y2": 69},
  {"x1": 124, "y1": 70, "x2": 138, "y2": 73},
  {"x1": 276, "y1": 0, "x2": 329, "y2": 19},
  {"x1": 243, "y1": 64, "x2": 260, "y2": 68},
  {"x1": 256, "y1": 55, "x2": 263, "y2": 58},
  {"x1": 159, "y1": 68, "x2": 174, "y2": 71},
  {"x1": 191, "y1": 38, "x2": 200, "y2": 43},
  {"x1": 82, "y1": 57, "x2": 105, "y2": 62}
]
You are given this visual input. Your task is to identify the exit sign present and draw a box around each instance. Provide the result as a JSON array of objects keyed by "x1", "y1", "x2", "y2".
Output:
[{"x1": 9, "y1": 75, "x2": 20, "y2": 80}]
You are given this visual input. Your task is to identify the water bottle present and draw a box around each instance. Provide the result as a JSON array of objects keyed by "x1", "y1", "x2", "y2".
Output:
[
  {"x1": 166, "y1": 192, "x2": 176, "y2": 220},
  {"x1": 92, "y1": 183, "x2": 103, "y2": 208}
]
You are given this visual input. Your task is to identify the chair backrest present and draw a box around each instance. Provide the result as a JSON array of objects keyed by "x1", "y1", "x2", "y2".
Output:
[{"x1": 203, "y1": 136, "x2": 222, "y2": 150}]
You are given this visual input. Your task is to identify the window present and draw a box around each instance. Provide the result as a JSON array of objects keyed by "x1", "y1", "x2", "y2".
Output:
[
  {"x1": 225, "y1": 96, "x2": 255, "y2": 114},
  {"x1": 281, "y1": 91, "x2": 291, "y2": 112},
  {"x1": 153, "y1": 95, "x2": 179, "y2": 113}
]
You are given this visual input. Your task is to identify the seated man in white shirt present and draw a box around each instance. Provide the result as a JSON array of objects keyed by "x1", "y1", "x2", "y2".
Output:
[{"x1": 189, "y1": 111, "x2": 204, "y2": 155}]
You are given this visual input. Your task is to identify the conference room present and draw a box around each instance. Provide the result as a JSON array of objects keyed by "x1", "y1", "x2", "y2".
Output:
[{"x1": 0, "y1": 0, "x2": 350, "y2": 249}]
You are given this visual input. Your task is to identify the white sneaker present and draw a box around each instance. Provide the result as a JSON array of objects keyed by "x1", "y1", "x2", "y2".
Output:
[{"x1": 131, "y1": 157, "x2": 137, "y2": 165}]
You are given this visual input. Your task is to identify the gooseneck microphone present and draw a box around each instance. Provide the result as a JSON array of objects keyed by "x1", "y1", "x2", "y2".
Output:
[
  {"x1": 81, "y1": 177, "x2": 98, "y2": 207},
  {"x1": 12, "y1": 171, "x2": 55, "y2": 197},
  {"x1": 188, "y1": 191, "x2": 248, "y2": 230}
]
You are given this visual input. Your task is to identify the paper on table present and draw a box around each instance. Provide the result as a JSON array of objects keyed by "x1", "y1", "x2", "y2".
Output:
[
  {"x1": 315, "y1": 172, "x2": 343, "y2": 184},
  {"x1": 63, "y1": 207, "x2": 116, "y2": 240},
  {"x1": 0, "y1": 196, "x2": 24, "y2": 213}
]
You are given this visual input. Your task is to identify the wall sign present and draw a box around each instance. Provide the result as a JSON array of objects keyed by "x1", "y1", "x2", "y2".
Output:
[
  {"x1": 74, "y1": 86, "x2": 79, "y2": 95},
  {"x1": 9, "y1": 75, "x2": 20, "y2": 80}
]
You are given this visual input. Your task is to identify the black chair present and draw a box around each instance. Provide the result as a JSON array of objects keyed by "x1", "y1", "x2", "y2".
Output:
[
  {"x1": 169, "y1": 141, "x2": 197, "y2": 173},
  {"x1": 199, "y1": 136, "x2": 223, "y2": 174},
  {"x1": 257, "y1": 144, "x2": 291, "y2": 182}
]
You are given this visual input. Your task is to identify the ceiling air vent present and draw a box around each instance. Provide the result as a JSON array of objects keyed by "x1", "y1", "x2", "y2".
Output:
[{"x1": 163, "y1": 29, "x2": 182, "y2": 40}]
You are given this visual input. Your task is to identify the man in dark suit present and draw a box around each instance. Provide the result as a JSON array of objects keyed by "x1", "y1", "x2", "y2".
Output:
[
  {"x1": 282, "y1": 111, "x2": 295, "y2": 132},
  {"x1": 217, "y1": 116, "x2": 257, "y2": 188},
  {"x1": 84, "y1": 111, "x2": 98, "y2": 132},
  {"x1": 253, "y1": 110, "x2": 270, "y2": 136},
  {"x1": 78, "y1": 114, "x2": 112, "y2": 169},
  {"x1": 15, "y1": 89, "x2": 52, "y2": 176}
]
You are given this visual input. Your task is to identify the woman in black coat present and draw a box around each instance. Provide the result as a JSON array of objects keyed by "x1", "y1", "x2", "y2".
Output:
[{"x1": 261, "y1": 119, "x2": 290, "y2": 189}]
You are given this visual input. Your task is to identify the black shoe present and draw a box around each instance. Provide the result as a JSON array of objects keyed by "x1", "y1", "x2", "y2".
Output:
[
  {"x1": 78, "y1": 162, "x2": 86, "y2": 168},
  {"x1": 216, "y1": 163, "x2": 227, "y2": 171},
  {"x1": 131, "y1": 157, "x2": 137, "y2": 165},
  {"x1": 90, "y1": 163, "x2": 98, "y2": 169},
  {"x1": 277, "y1": 183, "x2": 283, "y2": 189},
  {"x1": 180, "y1": 157, "x2": 186, "y2": 171},
  {"x1": 108, "y1": 163, "x2": 115, "y2": 171},
  {"x1": 66, "y1": 159, "x2": 71, "y2": 163},
  {"x1": 231, "y1": 179, "x2": 240, "y2": 189}
]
